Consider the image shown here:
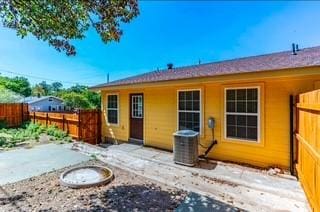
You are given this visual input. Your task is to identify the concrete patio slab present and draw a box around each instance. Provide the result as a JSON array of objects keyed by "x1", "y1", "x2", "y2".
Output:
[
  {"x1": 0, "y1": 143, "x2": 90, "y2": 185},
  {"x1": 73, "y1": 143, "x2": 309, "y2": 212}
]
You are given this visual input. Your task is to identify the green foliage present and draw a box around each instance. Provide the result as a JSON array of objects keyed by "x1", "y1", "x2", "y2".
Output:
[
  {"x1": 0, "y1": 122, "x2": 71, "y2": 148},
  {"x1": 0, "y1": 137, "x2": 6, "y2": 147},
  {"x1": 31, "y1": 85, "x2": 45, "y2": 97},
  {"x1": 0, "y1": 86, "x2": 24, "y2": 103},
  {"x1": 46, "y1": 125, "x2": 68, "y2": 140},
  {"x1": 0, "y1": 0, "x2": 139, "y2": 56},
  {"x1": 57, "y1": 85, "x2": 100, "y2": 109},
  {"x1": 30, "y1": 81, "x2": 100, "y2": 109},
  {"x1": 0, "y1": 76, "x2": 31, "y2": 97},
  {"x1": 60, "y1": 92, "x2": 92, "y2": 109}
]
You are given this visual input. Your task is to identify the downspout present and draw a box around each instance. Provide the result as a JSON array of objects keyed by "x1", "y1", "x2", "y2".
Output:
[{"x1": 289, "y1": 95, "x2": 295, "y2": 176}]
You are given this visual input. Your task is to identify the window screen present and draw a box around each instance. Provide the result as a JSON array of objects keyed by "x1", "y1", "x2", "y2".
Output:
[
  {"x1": 225, "y1": 88, "x2": 259, "y2": 141},
  {"x1": 178, "y1": 90, "x2": 200, "y2": 132}
]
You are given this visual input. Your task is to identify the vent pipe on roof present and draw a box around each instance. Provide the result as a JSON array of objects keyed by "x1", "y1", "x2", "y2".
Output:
[
  {"x1": 292, "y1": 43, "x2": 297, "y2": 55},
  {"x1": 167, "y1": 63, "x2": 173, "y2": 70},
  {"x1": 296, "y1": 44, "x2": 300, "y2": 51}
]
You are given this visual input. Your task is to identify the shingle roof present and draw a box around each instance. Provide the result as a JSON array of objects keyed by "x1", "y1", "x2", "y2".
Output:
[{"x1": 92, "y1": 46, "x2": 320, "y2": 89}]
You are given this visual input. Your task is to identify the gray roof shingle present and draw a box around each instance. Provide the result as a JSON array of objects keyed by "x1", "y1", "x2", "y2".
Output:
[{"x1": 92, "y1": 46, "x2": 320, "y2": 89}]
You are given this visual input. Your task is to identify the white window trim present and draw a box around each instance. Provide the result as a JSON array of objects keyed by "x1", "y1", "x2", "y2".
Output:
[
  {"x1": 107, "y1": 93, "x2": 119, "y2": 125},
  {"x1": 224, "y1": 86, "x2": 261, "y2": 143},
  {"x1": 177, "y1": 89, "x2": 202, "y2": 134},
  {"x1": 131, "y1": 95, "x2": 143, "y2": 119}
]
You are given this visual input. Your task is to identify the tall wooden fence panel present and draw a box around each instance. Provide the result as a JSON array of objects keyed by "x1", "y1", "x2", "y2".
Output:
[
  {"x1": 0, "y1": 103, "x2": 29, "y2": 127},
  {"x1": 296, "y1": 89, "x2": 320, "y2": 212},
  {"x1": 30, "y1": 110, "x2": 101, "y2": 145}
]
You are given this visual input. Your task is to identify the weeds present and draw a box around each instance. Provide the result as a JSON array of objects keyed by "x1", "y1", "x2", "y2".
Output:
[{"x1": 0, "y1": 122, "x2": 72, "y2": 149}]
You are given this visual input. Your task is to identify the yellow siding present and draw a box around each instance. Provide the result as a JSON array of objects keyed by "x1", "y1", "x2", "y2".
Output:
[{"x1": 101, "y1": 71, "x2": 320, "y2": 169}]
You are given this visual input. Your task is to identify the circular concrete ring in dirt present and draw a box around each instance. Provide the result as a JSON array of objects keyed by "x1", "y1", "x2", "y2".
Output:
[{"x1": 60, "y1": 166, "x2": 114, "y2": 188}]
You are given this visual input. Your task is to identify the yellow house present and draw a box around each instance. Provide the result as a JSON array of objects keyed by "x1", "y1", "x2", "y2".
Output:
[{"x1": 92, "y1": 45, "x2": 320, "y2": 170}]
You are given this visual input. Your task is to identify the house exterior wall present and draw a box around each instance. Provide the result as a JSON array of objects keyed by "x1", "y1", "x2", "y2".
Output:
[
  {"x1": 29, "y1": 98, "x2": 64, "y2": 112},
  {"x1": 100, "y1": 68, "x2": 320, "y2": 169}
]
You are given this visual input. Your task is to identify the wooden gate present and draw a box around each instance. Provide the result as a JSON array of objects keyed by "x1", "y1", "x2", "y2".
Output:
[
  {"x1": 295, "y1": 89, "x2": 320, "y2": 211},
  {"x1": 31, "y1": 109, "x2": 101, "y2": 145}
]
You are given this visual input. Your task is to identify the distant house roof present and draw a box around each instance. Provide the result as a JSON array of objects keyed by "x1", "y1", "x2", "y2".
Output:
[
  {"x1": 21, "y1": 96, "x2": 63, "y2": 104},
  {"x1": 91, "y1": 46, "x2": 320, "y2": 89}
]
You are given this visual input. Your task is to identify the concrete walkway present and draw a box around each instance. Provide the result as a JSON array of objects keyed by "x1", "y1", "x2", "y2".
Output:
[
  {"x1": 73, "y1": 143, "x2": 309, "y2": 212},
  {"x1": 0, "y1": 143, "x2": 90, "y2": 185}
]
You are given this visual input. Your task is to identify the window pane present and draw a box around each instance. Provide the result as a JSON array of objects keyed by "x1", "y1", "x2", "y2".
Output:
[
  {"x1": 236, "y1": 89, "x2": 246, "y2": 101},
  {"x1": 236, "y1": 101, "x2": 246, "y2": 113},
  {"x1": 193, "y1": 113, "x2": 200, "y2": 122},
  {"x1": 247, "y1": 101, "x2": 257, "y2": 113},
  {"x1": 247, "y1": 127, "x2": 257, "y2": 140},
  {"x1": 247, "y1": 116, "x2": 257, "y2": 127},
  {"x1": 227, "y1": 90, "x2": 235, "y2": 101},
  {"x1": 227, "y1": 126, "x2": 236, "y2": 137},
  {"x1": 193, "y1": 91, "x2": 200, "y2": 101},
  {"x1": 236, "y1": 126, "x2": 246, "y2": 138},
  {"x1": 178, "y1": 112, "x2": 200, "y2": 132},
  {"x1": 227, "y1": 115, "x2": 236, "y2": 125},
  {"x1": 179, "y1": 112, "x2": 185, "y2": 122},
  {"x1": 179, "y1": 92, "x2": 185, "y2": 101},
  {"x1": 193, "y1": 100, "x2": 200, "y2": 111},
  {"x1": 186, "y1": 91, "x2": 192, "y2": 101},
  {"x1": 237, "y1": 115, "x2": 246, "y2": 126},
  {"x1": 186, "y1": 121, "x2": 193, "y2": 130},
  {"x1": 108, "y1": 110, "x2": 118, "y2": 124},
  {"x1": 186, "y1": 112, "x2": 193, "y2": 121},
  {"x1": 247, "y1": 89, "x2": 258, "y2": 101},
  {"x1": 178, "y1": 101, "x2": 185, "y2": 110},
  {"x1": 227, "y1": 102, "x2": 235, "y2": 112},
  {"x1": 186, "y1": 101, "x2": 193, "y2": 110}
]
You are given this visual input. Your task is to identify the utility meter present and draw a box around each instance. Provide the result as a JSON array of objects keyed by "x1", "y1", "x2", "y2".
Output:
[{"x1": 208, "y1": 117, "x2": 215, "y2": 129}]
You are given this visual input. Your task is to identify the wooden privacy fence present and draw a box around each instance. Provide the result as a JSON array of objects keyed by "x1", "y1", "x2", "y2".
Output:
[
  {"x1": 295, "y1": 89, "x2": 320, "y2": 211},
  {"x1": 30, "y1": 110, "x2": 101, "y2": 145},
  {"x1": 0, "y1": 103, "x2": 29, "y2": 127}
]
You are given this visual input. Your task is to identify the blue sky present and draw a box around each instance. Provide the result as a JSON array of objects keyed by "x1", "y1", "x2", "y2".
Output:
[{"x1": 0, "y1": 1, "x2": 320, "y2": 87}]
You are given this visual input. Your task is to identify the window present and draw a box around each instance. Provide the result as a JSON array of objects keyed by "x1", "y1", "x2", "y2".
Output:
[
  {"x1": 107, "y1": 94, "x2": 119, "y2": 124},
  {"x1": 178, "y1": 90, "x2": 201, "y2": 132},
  {"x1": 225, "y1": 87, "x2": 259, "y2": 142},
  {"x1": 131, "y1": 95, "x2": 143, "y2": 118}
]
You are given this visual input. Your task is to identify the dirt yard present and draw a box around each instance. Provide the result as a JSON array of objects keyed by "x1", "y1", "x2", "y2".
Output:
[{"x1": 0, "y1": 160, "x2": 187, "y2": 211}]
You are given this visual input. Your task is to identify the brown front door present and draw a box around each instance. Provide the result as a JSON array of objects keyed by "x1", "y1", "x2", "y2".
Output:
[{"x1": 130, "y1": 94, "x2": 143, "y2": 141}]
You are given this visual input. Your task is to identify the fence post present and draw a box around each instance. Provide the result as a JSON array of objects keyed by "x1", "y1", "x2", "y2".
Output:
[
  {"x1": 46, "y1": 113, "x2": 48, "y2": 127},
  {"x1": 62, "y1": 114, "x2": 65, "y2": 131},
  {"x1": 33, "y1": 112, "x2": 36, "y2": 124},
  {"x1": 78, "y1": 110, "x2": 81, "y2": 141},
  {"x1": 20, "y1": 103, "x2": 24, "y2": 125}
]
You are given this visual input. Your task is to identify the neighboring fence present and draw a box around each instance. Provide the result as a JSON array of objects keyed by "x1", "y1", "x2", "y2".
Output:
[
  {"x1": 0, "y1": 103, "x2": 29, "y2": 127},
  {"x1": 30, "y1": 109, "x2": 101, "y2": 145},
  {"x1": 295, "y1": 89, "x2": 320, "y2": 212}
]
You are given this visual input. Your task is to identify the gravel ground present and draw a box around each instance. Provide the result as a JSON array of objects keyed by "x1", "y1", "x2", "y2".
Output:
[{"x1": 0, "y1": 160, "x2": 187, "y2": 211}]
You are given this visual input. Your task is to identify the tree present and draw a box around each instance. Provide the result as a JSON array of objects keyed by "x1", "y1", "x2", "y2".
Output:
[
  {"x1": 0, "y1": 0, "x2": 139, "y2": 56},
  {"x1": 56, "y1": 85, "x2": 100, "y2": 109},
  {"x1": 0, "y1": 86, "x2": 23, "y2": 103},
  {"x1": 0, "y1": 76, "x2": 31, "y2": 97},
  {"x1": 31, "y1": 85, "x2": 45, "y2": 97},
  {"x1": 51, "y1": 82, "x2": 63, "y2": 93},
  {"x1": 61, "y1": 92, "x2": 92, "y2": 109},
  {"x1": 38, "y1": 81, "x2": 52, "y2": 95}
]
